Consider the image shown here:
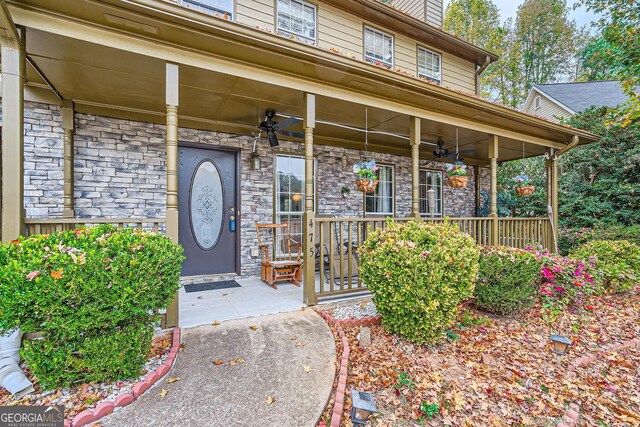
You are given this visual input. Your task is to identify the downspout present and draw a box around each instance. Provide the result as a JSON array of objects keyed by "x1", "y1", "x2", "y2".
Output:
[
  {"x1": 0, "y1": 330, "x2": 34, "y2": 398},
  {"x1": 475, "y1": 56, "x2": 492, "y2": 96},
  {"x1": 546, "y1": 135, "x2": 579, "y2": 252}
]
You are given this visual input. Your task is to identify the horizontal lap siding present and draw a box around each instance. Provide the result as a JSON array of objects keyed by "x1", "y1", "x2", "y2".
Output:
[
  {"x1": 236, "y1": 0, "x2": 274, "y2": 30},
  {"x1": 523, "y1": 95, "x2": 572, "y2": 123},
  {"x1": 318, "y1": 4, "x2": 363, "y2": 57},
  {"x1": 395, "y1": 35, "x2": 417, "y2": 73},
  {"x1": 426, "y1": 0, "x2": 443, "y2": 27},
  {"x1": 391, "y1": 0, "x2": 425, "y2": 21},
  {"x1": 441, "y1": 53, "x2": 476, "y2": 93}
]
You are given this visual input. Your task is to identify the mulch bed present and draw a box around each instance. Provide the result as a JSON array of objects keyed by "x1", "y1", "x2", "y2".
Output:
[
  {"x1": 0, "y1": 331, "x2": 173, "y2": 420},
  {"x1": 322, "y1": 287, "x2": 640, "y2": 426}
]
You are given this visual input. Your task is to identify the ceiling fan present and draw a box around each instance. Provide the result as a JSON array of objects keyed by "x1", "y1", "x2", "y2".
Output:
[
  {"x1": 235, "y1": 109, "x2": 304, "y2": 147},
  {"x1": 432, "y1": 130, "x2": 477, "y2": 160}
]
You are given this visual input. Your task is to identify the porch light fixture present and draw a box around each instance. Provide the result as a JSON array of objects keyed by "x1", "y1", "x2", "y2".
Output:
[
  {"x1": 350, "y1": 390, "x2": 378, "y2": 426},
  {"x1": 550, "y1": 334, "x2": 572, "y2": 355},
  {"x1": 291, "y1": 193, "x2": 302, "y2": 202},
  {"x1": 250, "y1": 137, "x2": 261, "y2": 170},
  {"x1": 341, "y1": 152, "x2": 349, "y2": 171}
]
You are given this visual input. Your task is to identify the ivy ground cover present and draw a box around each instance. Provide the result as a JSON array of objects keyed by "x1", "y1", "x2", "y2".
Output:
[{"x1": 330, "y1": 287, "x2": 640, "y2": 426}]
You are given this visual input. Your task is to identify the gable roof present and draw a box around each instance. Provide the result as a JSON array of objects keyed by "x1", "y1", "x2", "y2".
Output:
[{"x1": 533, "y1": 80, "x2": 629, "y2": 113}]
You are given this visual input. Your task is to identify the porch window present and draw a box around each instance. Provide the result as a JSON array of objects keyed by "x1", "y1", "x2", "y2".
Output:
[
  {"x1": 180, "y1": 0, "x2": 234, "y2": 19},
  {"x1": 418, "y1": 47, "x2": 441, "y2": 84},
  {"x1": 365, "y1": 165, "x2": 394, "y2": 216},
  {"x1": 364, "y1": 26, "x2": 394, "y2": 68},
  {"x1": 419, "y1": 169, "x2": 443, "y2": 217},
  {"x1": 275, "y1": 154, "x2": 315, "y2": 253},
  {"x1": 276, "y1": 0, "x2": 317, "y2": 45}
]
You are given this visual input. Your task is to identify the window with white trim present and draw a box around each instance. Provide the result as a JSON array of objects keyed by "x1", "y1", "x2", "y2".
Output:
[
  {"x1": 365, "y1": 165, "x2": 394, "y2": 216},
  {"x1": 181, "y1": 0, "x2": 234, "y2": 18},
  {"x1": 419, "y1": 169, "x2": 443, "y2": 217},
  {"x1": 364, "y1": 26, "x2": 394, "y2": 68},
  {"x1": 418, "y1": 47, "x2": 441, "y2": 84},
  {"x1": 275, "y1": 155, "x2": 315, "y2": 253},
  {"x1": 534, "y1": 95, "x2": 541, "y2": 109},
  {"x1": 276, "y1": 0, "x2": 317, "y2": 45}
]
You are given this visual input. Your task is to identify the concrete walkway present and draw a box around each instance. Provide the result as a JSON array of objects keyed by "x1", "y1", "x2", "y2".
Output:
[{"x1": 102, "y1": 309, "x2": 336, "y2": 427}]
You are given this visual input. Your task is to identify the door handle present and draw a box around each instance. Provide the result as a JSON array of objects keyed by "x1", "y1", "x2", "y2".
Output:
[{"x1": 229, "y1": 215, "x2": 236, "y2": 232}]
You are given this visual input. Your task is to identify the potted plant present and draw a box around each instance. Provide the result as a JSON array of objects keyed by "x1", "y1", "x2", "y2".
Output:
[
  {"x1": 446, "y1": 162, "x2": 468, "y2": 188},
  {"x1": 513, "y1": 175, "x2": 535, "y2": 196},
  {"x1": 353, "y1": 160, "x2": 379, "y2": 193}
]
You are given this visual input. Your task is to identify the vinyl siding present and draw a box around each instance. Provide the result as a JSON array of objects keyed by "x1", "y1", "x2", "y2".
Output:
[
  {"x1": 522, "y1": 93, "x2": 573, "y2": 123},
  {"x1": 391, "y1": 0, "x2": 425, "y2": 22},
  {"x1": 426, "y1": 0, "x2": 443, "y2": 27},
  {"x1": 236, "y1": 0, "x2": 275, "y2": 30},
  {"x1": 317, "y1": 3, "x2": 363, "y2": 56},
  {"x1": 440, "y1": 52, "x2": 475, "y2": 93}
]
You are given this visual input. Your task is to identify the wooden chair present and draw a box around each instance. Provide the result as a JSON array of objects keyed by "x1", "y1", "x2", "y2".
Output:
[{"x1": 255, "y1": 222, "x2": 303, "y2": 289}]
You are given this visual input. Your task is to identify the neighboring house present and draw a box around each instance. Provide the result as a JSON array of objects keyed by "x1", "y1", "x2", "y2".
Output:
[
  {"x1": 522, "y1": 80, "x2": 630, "y2": 123},
  {"x1": 0, "y1": 0, "x2": 598, "y2": 327}
]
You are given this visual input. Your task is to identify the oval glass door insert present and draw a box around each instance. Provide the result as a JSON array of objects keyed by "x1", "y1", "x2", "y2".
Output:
[{"x1": 190, "y1": 160, "x2": 224, "y2": 250}]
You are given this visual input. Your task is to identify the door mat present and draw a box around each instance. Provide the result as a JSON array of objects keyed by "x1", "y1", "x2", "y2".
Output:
[{"x1": 184, "y1": 280, "x2": 241, "y2": 293}]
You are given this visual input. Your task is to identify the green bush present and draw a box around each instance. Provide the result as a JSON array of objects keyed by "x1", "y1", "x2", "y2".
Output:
[
  {"x1": 571, "y1": 240, "x2": 640, "y2": 293},
  {"x1": 358, "y1": 219, "x2": 480, "y2": 345},
  {"x1": 0, "y1": 225, "x2": 184, "y2": 388},
  {"x1": 560, "y1": 224, "x2": 640, "y2": 254},
  {"x1": 474, "y1": 246, "x2": 540, "y2": 315}
]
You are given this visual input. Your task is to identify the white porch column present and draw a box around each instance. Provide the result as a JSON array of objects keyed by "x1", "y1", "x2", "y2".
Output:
[
  {"x1": 410, "y1": 116, "x2": 421, "y2": 218},
  {"x1": 1, "y1": 38, "x2": 25, "y2": 242},
  {"x1": 164, "y1": 62, "x2": 179, "y2": 327},
  {"x1": 302, "y1": 93, "x2": 316, "y2": 305}
]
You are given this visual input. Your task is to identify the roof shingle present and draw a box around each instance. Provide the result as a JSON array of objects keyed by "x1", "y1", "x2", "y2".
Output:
[{"x1": 534, "y1": 80, "x2": 629, "y2": 113}]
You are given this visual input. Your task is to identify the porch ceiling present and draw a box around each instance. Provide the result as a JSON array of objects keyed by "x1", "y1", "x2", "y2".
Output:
[{"x1": 12, "y1": 27, "x2": 551, "y2": 164}]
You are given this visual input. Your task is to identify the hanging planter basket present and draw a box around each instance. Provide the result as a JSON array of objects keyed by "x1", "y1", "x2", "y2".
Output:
[
  {"x1": 448, "y1": 175, "x2": 468, "y2": 188},
  {"x1": 515, "y1": 185, "x2": 535, "y2": 196},
  {"x1": 355, "y1": 178, "x2": 379, "y2": 193}
]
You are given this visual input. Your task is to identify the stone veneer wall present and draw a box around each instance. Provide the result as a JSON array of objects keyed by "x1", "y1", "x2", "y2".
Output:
[{"x1": 8, "y1": 102, "x2": 489, "y2": 276}]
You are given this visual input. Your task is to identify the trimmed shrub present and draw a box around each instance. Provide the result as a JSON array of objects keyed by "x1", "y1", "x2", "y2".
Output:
[
  {"x1": 0, "y1": 225, "x2": 184, "y2": 388},
  {"x1": 571, "y1": 240, "x2": 640, "y2": 293},
  {"x1": 560, "y1": 225, "x2": 640, "y2": 254},
  {"x1": 474, "y1": 246, "x2": 540, "y2": 315},
  {"x1": 358, "y1": 219, "x2": 480, "y2": 345}
]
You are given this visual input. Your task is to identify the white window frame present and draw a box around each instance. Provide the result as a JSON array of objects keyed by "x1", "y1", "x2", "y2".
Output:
[
  {"x1": 364, "y1": 26, "x2": 394, "y2": 68},
  {"x1": 364, "y1": 164, "x2": 395, "y2": 216},
  {"x1": 418, "y1": 169, "x2": 443, "y2": 217},
  {"x1": 180, "y1": 0, "x2": 234, "y2": 19},
  {"x1": 276, "y1": 0, "x2": 317, "y2": 45},
  {"x1": 417, "y1": 46, "x2": 441, "y2": 84},
  {"x1": 534, "y1": 95, "x2": 541, "y2": 110},
  {"x1": 274, "y1": 154, "x2": 316, "y2": 254}
]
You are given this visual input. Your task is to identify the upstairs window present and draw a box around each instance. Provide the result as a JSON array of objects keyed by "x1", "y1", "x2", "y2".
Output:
[
  {"x1": 181, "y1": 0, "x2": 234, "y2": 19},
  {"x1": 534, "y1": 95, "x2": 541, "y2": 109},
  {"x1": 418, "y1": 47, "x2": 441, "y2": 84},
  {"x1": 364, "y1": 26, "x2": 394, "y2": 68},
  {"x1": 277, "y1": 0, "x2": 317, "y2": 45}
]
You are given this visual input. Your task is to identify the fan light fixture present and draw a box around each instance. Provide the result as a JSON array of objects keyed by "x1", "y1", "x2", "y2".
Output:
[{"x1": 267, "y1": 130, "x2": 279, "y2": 147}]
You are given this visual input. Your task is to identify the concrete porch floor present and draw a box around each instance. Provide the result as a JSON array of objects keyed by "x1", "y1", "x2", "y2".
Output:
[{"x1": 179, "y1": 276, "x2": 305, "y2": 328}]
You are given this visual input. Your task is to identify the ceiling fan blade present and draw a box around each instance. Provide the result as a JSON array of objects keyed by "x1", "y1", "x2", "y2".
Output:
[
  {"x1": 275, "y1": 116, "x2": 301, "y2": 130},
  {"x1": 278, "y1": 130, "x2": 305, "y2": 139}
]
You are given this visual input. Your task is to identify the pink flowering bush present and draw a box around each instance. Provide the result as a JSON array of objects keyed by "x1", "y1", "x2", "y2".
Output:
[{"x1": 524, "y1": 246, "x2": 604, "y2": 318}]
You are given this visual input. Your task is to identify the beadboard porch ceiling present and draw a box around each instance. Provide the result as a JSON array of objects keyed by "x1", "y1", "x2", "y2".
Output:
[{"x1": 7, "y1": 0, "x2": 598, "y2": 164}]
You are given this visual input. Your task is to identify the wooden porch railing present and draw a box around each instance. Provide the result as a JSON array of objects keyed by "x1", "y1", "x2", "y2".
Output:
[
  {"x1": 24, "y1": 218, "x2": 165, "y2": 236},
  {"x1": 311, "y1": 216, "x2": 551, "y2": 301}
]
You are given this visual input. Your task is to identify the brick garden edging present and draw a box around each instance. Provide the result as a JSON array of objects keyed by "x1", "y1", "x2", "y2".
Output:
[
  {"x1": 317, "y1": 311, "x2": 382, "y2": 427},
  {"x1": 557, "y1": 402, "x2": 581, "y2": 427},
  {"x1": 66, "y1": 327, "x2": 181, "y2": 427}
]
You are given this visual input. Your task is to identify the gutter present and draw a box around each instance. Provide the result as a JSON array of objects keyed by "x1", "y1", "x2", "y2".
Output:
[
  {"x1": 0, "y1": 330, "x2": 34, "y2": 398},
  {"x1": 475, "y1": 55, "x2": 492, "y2": 96},
  {"x1": 556, "y1": 135, "x2": 580, "y2": 157}
]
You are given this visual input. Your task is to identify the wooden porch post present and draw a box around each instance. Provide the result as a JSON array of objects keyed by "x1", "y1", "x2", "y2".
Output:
[
  {"x1": 549, "y1": 149, "x2": 559, "y2": 252},
  {"x1": 303, "y1": 93, "x2": 317, "y2": 305},
  {"x1": 410, "y1": 116, "x2": 421, "y2": 219},
  {"x1": 62, "y1": 100, "x2": 74, "y2": 218},
  {"x1": 164, "y1": 63, "x2": 179, "y2": 327},
  {"x1": 488, "y1": 135, "x2": 499, "y2": 246},
  {"x1": 473, "y1": 165, "x2": 481, "y2": 216},
  {"x1": 1, "y1": 31, "x2": 25, "y2": 243}
]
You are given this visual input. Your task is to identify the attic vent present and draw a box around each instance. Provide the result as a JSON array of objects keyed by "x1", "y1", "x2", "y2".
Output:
[{"x1": 534, "y1": 95, "x2": 541, "y2": 109}]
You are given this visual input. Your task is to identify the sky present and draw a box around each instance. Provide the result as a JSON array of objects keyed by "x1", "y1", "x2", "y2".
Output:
[{"x1": 442, "y1": 0, "x2": 600, "y2": 28}]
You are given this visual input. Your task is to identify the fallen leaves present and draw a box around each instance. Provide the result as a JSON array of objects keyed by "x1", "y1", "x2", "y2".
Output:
[
  {"x1": 213, "y1": 359, "x2": 224, "y2": 366},
  {"x1": 165, "y1": 377, "x2": 181, "y2": 384},
  {"x1": 158, "y1": 389, "x2": 168, "y2": 398},
  {"x1": 50, "y1": 269, "x2": 64, "y2": 280},
  {"x1": 211, "y1": 321, "x2": 221, "y2": 326},
  {"x1": 265, "y1": 395, "x2": 275, "y2": 405},
  {"x1": 295, "y1": 341, "x2": 305, "y2": 347},
  {"x1": 249, "y1": 325, "x2": 257, "y2": 331},
  {"x1": 228, "y1": 358, "x2": 245, "y2": 366},
  {"x1": 303, "y1": 364, "x2": 312, "y2": 373}
]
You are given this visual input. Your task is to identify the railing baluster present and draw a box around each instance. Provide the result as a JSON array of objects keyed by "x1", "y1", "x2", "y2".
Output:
[
  {"x1": 338, "y1": 221, "x2": 344, "y2": 291},
  {"x1": 347, "y1": 221, "x2": 353, "y2": 290},
  {"x1": 357, "y1": 221, "x2": 363, "y2": 289},
  {"x1": 319, "y1": 221, "x2": 325, "y2": 295},
  {"x1": 328, "y1": 221, "x2": 335, "y2": 293}
]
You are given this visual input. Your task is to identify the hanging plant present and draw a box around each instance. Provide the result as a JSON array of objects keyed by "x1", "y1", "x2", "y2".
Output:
[
  {"x1": 513, "y1": 175, "x2": 535, "y2": 196},
  {"x1": 353, "y1": 160, "x2": 379, "y2": 193},
  {"x1": 446, "y1": 161, "x2": 468, "y2": 188}
]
